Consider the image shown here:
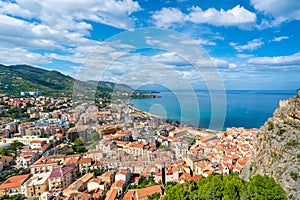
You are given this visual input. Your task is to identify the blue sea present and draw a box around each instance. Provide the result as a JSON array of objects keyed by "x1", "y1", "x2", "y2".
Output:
[{"x1": 128, "y1": 90, "x2": 296, "y2": 130}]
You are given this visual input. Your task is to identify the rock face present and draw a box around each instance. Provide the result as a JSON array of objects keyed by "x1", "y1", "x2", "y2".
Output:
[{"x1": 250, "y1": 94, "x2": 300, "y2": 200}]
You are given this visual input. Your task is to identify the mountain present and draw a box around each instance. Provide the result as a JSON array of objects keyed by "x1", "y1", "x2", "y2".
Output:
[
  {"x1": 0, "y1": 64, "x2": 134, "y2": 96},
  {"x1": 249, "y1": 89, "x2": 300, "y2": 200}
]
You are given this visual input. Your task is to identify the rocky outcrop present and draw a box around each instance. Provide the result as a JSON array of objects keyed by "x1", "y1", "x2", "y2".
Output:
[{"x1": 250, "y1": 94, "x2": 300, "y2": 200}]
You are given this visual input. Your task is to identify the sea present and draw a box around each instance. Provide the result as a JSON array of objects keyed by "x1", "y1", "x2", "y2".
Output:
[{"x1": 128, "y1": 90, "x2": 296, "y2": 130}]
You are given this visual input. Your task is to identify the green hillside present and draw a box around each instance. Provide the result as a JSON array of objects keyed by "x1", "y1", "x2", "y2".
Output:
[{"x1": 0, "y1": 64, "x2": 134, "y2": 97}]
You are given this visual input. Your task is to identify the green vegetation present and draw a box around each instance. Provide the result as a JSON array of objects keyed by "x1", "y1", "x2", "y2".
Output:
[
  {"x1": 277, "y1": 128, "x2": 286, "y2": 136},
  {"x1": 285, "y1": 139, "x2": 299, "y2": 148},
  {"x1": 297, "y1": 154, "x2": 300, "y2": 159},
  {"x1": 0, "y1": 194, "x2": 22, "y2": 200},
  {"x1": 0, "y1": 106, "x2": 29, "y2": 119},
  {"x1": 163, "y1": 174, "x2": 287, "y2": 200},
  {"x1": 20, "y1": 117, "x2": 38, "y2": 124},
  {"x1": 148, "y1": 192, "x2": 161, "y2": 200},
  {"x1": 0, "y1": 168, "x2": 27, "y2": 181},
  {"x1": 8, "y1": 141, "x2": 24, "y2": 152},
  {"x1": 0, "y1": 148, "x2": 9, "y2": 156},
  {"x1": 87, "y1": 168, "x2": 103, "y2": 176},
  {"x1": 158, "y1": 145, "x2": 171, "y2": 151},
  {"x1": 126, "y1": 176, "x2": 157, "y2": 190},
  {"x1": 267, "y1": 121, "x2": 274, "y2": 130},
  {"x1": 290, "y1": 171, "x2": 299, "y2": 181},
  {"x1": 72, "y1": 138, "x2": 87, "y2": 153},
  {"x1": 0, "y1": 64, "x2": 136, "y2": 97}
]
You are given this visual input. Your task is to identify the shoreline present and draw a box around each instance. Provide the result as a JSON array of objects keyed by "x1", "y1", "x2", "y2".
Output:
[{"x1": 126, "y1": 103, "x2": 163, "y2": 119}]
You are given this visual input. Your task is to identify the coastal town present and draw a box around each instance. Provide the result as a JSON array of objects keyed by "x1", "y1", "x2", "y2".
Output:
[{"x1": 0, "y1": 93, "x2": 257, "y2": 200}]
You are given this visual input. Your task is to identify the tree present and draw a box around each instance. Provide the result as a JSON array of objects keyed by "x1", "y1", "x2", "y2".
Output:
[
  {"x1": 74, "y1": 137, "x2": 84, "y2": 146},
  {"x1": 205, "y1": 186, "x2": 219, "y2": 200},
  {"x1": 247, "y1": 175, "x2": 287, "y2": 200},
  {"x1": 73, "y1": 138, "x2": 86, "y2": 153},
  {"x1": 223, "y1": 182, "x2": 239, "y2": 200},
  {"x1": 9, "y1": 141, "x2": 24, "y2": 152},
  {"x1": 0, "y1": 148, "x2": 9, "y2": 156},
  {"x1": 91, "y1": 131, "x2": 100, "y2": 141},
  {"x1": 148, "y1": 192, "x2": 161, "y2": 200},
  {"x1": 163, "y1": 174, "x2": 287, "y2": 200}
]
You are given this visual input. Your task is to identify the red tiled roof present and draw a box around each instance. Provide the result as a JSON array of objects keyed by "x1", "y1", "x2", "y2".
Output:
[
  {"x1": 105, "y1": 189, "x2": 118, "y2": 200},
  {"x1": 0, "y1": 174, "x2": 30, "y2": 189},
  {"x1": 78, "y1": 157, "x2": 92, "y2": 164}
]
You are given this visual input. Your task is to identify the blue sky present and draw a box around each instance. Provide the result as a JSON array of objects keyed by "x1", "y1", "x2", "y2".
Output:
[{"x1": 0, "y1": 0, "x2": 299, "y2": 90}]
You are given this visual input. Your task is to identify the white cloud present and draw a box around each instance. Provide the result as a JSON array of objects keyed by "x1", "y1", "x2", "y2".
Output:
[
  {"x1": 236, "y1": 54, "x2": 254, "y2": 58},
  {"x1": 0, "y1": 0, "x2": 142, "y2": 66},
  {"x1": 212, "y1": 58, "x2": 228, "y2": 67},
  {"x1": 271, "y1": 36, "x2": 289, "y2": 42},
  {"x1": 152, "y1": 7, "x2": 187, "y2": 28},
  {"x1": 247, "y1": 51, "x2": 300, "y2": 65},
  {"x1": 0, "y1": 0, "x2": 141, "y2": 30},
  {"x1": 251, "y1": 0, "x2": 300, "y2": 21},
  {"x1": 228, "y1": 63, "x2": 237, "y2": 69},
  {"x1": 152, "y1": 5, "x2": 256, "y2": 29},
  {"x1": 230, "y1": 39, "x2": 264, "y2": 52},
  {"x1": 0, "y1": 47, "x2": 51, "y2": 65},
  {"x1": 180, "y1": 39, "x2": 216, "y2": 46},
  {"x1": 188, "y1": 5, "x2": 256, "y2": 27}
]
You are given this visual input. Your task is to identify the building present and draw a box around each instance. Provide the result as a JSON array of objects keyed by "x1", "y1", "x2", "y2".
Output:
[
  {"x1": 0, "y1": 155, "x2": 13, "y2": 167},
  {"x1": 63, "y1": 173, "x2": 94, "y2": 197},
  {"x1": 16, "y1": 149, "x2": 40, "y2": 168},
  {"x1": 99, "y1": 171, "x2": 114, "y2": 185},
  {"x1": 24, "y1": 172, "x2": 50, "y2": 198},
  {"x1": 78, "y1": 157, "x2": 92, "y2": 173},
  {"x1": 48, "y1": 163, "x2": 76, "y2": 191},
  {"x1": 30, "y1": 154, "x2": 80, "y2": 174},
  {"x1": 0, "y1": 174, "x2": 30, "y2": 196},
  {"x1": 115, "y1": 170, "x2": 130, "y2": 186},
  {"x1": 123, "y1": 185, "x2": 163, "y2": 200}
]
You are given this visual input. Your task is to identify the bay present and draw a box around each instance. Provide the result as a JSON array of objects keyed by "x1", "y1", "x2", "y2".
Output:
[{"x1": 128, "y1": 90, "x2": 296, "y2": 130}]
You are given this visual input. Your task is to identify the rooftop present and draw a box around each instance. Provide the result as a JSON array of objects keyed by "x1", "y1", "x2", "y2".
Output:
[{"x1": 0, "y1": 174, "x2": 30, "y2": 189}]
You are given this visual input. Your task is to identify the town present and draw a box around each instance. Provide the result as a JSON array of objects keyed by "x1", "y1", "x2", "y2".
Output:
[{"x1": 0, "y1": 94, "x2": 256, "y2": 200}]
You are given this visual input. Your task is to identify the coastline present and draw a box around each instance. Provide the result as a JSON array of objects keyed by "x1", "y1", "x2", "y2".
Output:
[{"x1": 126, "y1": 103, "x2": 163, "y2": 119}]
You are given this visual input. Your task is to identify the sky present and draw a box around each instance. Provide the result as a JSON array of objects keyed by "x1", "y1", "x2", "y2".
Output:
[{"x1": 0, "y1": 0, "x2": 299, "y2": 90}]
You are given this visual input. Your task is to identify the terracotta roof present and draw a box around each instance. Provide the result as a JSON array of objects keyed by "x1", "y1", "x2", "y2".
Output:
[
  {"x1": 0, "y1": 174, "x2": 30, "y2": 189},
  {"x1": 65, "y1": 192, "x2": 91, "y2": 200},
  {"x1": 190, "y1": 175, "x2": 204, "y2": 181},
  {"x1": 116, "y1": 170, "x2": 127, "y2": 176},
  {"x1": 179, "y1": 172, "x2": 191, "y2": 181},
  {"x1": 31, "y1": 140, "x2": 45, "y2": 143},
  {"x1": 123, "y1": 190, "x2": 137, "y2": 200},
  {"x1": 237, "y1": 157, "x2": 249, "y2": 166},
  {"x1": 78, "y1": 157, "x2": 92, "y2": 164},
  {"x1": 136, "y1": 185, "x2": 162, "y2": 199},
  {"x1": 89, "y1": 177, "x2": 100, "y2": 183},
  {"x1": 105, "y1": 189, "x2": 118, "y2": 200},
  {"x1": 111, "y1": 180, "x2": 125, "y2": 188}
]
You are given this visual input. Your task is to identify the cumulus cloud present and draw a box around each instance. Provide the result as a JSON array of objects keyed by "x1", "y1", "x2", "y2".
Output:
[
  {"x1": 152, "y1": 5, "x2": 256, "y2": 29},
  {"x1": 0, "y1": 0, "x2": 141, "y2": 30},
  {"x1": 230, "y1": 39, "x2": 264, "y2": 52},
  {"x1": 0, "y1": 47, "x2": 50, "y2": 65},
  {"x1": 0, "y1": 0, "x2": 141, "y2": 67},
  {"x1": 251, "y1": 0, "x2": 300, "y2": 21},
  {"x1": 247, "y1": 51, "x2": 300, "y2": 65},
  {"x1": 152, "y1": 7, "x2": 187, "y2": 28}
]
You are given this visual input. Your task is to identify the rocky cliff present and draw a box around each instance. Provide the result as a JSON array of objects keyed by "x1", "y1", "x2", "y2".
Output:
[{"x1": 250, "y1": 90, "x2": 300, "y2": 199}]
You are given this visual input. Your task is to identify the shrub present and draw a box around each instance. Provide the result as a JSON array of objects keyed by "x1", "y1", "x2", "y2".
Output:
[
  {"x1": 290, "y1": 171, "x2": 299, "y2": 181},
  {"x1": 267, "y1": 121, "x2": 274, "y2": 130}
]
